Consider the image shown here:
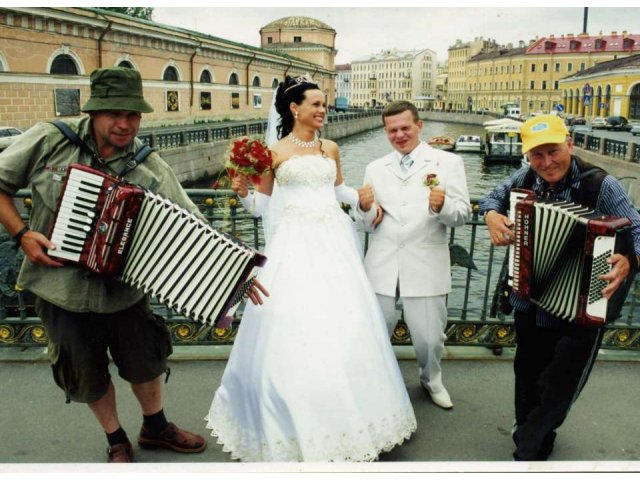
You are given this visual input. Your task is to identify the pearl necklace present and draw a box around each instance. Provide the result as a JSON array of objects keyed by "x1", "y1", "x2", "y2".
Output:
[{"x1": 288, "y1": 133, "x2": 319, "y2": 148}]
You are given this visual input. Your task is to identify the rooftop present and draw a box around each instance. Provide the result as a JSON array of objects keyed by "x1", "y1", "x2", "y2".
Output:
[
  {"x1": 563, "y1": 53, "x2": 640, "y2": 79},
  {"x1": 527, "y1": 32, "x2": 640, "y2": 55},
  {"x1": 261, "y1": 16, "x2": 335, "y2": 32}
]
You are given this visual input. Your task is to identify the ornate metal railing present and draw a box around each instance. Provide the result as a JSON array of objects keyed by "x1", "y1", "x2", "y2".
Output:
[
  {"x1": 586, "y1": 135, "x2": 601, "y2": 152},
  {"x1": 604, "y1": 139, "x2": 628, "y2": 159},
  {"x1": 137, "y1": 122, "x2": 269, "y2": 150},
  {"x1": 2, "y1": 191, "x2": 639, "y2": 352}
]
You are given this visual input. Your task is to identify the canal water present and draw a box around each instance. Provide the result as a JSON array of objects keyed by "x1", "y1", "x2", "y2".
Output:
[{"x1": 338, "y1": 120, "x2": 516, "y2": 197}]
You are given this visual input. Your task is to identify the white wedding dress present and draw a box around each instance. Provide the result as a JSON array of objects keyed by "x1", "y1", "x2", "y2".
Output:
[{"x1": 205, "y1": 155, "x2": 417, "y2": 462}]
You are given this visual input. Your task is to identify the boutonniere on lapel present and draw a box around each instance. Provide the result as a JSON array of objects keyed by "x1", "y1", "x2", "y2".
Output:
[{"x1": 423, "y1": 173, "x2": 440, "y2": 189}]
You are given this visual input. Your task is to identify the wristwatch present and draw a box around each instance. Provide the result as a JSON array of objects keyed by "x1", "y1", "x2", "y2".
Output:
[{"x1": 13, "y1": 226, "x2": 29, "y2": 246}]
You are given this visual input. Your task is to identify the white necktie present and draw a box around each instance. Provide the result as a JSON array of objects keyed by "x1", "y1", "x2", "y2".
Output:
[{"x1": 400, "y1": 154, "x2": 413, "y2": 172}]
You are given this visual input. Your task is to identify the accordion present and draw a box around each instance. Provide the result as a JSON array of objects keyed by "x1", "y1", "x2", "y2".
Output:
[
  {"x1": 47, "y1": 164, "x2": 266, "y2": 326},
  {"x1": 508, "y1": 188, "x2": 631, "y2": 327}
]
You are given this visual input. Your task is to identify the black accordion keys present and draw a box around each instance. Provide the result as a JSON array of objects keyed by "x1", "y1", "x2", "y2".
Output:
[
  {"x1": 508, "y1": 188, "x2": 631, "y2": 327},
  {"x1": 47, "y1": 163, "x2": 266, "y2": 326}
]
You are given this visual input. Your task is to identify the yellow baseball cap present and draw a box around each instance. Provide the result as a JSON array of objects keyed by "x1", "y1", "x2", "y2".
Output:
[{"x1": 520, "y1": 114, "x2": 569, "y2": 153}]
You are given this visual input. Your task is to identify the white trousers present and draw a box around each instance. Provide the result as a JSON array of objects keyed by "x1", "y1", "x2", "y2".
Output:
[{"x1": 377, "y1": 293, "x2": 448, "y2": 394}]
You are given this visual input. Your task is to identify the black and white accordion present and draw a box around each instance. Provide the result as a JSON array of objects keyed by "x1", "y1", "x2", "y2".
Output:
[
  {"x1": 47, "y1": 164, "x2": 266, "y2": 326},
  {"x1": 508, "y1": 188, "x2": 631, "y2": 327}
]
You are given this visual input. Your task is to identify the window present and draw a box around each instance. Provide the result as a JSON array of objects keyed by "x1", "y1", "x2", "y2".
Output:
[
  {"x1": 595, "y1": 39, "x2": 606, "y2": 49},
  {"x1": 623, "y1": 38, "x2": 635, "y2": 49},
  {"x1": 293, "y1": 36, "x2": 302, "y2": 43},
  {"x1": 555, "y1": 63, "x2": 560, "y2": 72},
  {"x1": 567, "y1": 63, "x2": 573, "y2": 72},
  {"x1": 570, "y1": 40, "x2": 581, "y2": 50},
  {"x1": 267, "y1": 37, "x2": 273, "y2": 44},
  {"x1": 231, "y1": 92, "x2": 240, "y2": 109},
  {"x1": 542, "y1": 80, "x2": 547, "y2": 90},
  {"x1": 200, "y1": 92, "x2": 211, "y2": 110},
  {"x1": 271, "y1": 78, "x2": 279, "y2": 88},
  {"x1": 252, "y1": 76, "x2": 261, "y2": 87},
  {"x1": 118, "y1": 61, "x2": 134, "y2": 69},
  {"x1": 530, "y1": 80, "x2": 535, "y2": 90},
  {"x1": 531, "y1": 64, "x2": 536, "y2": 72},
  {"x1": 580, "y1": 63, "x2": 585, "y2": 71},
  {"x1": 229, "y1": 73, "x2": 239, "y2": 85},
  {"x1": 50, "y1": 54, "x2": 78, "y2": 75},
  {"x1": 543, "y1": 63, "x2": 548, "y2": 72},
  {"x1": 253, "y1": 94, "x2": 262, "y2": 108},
  {"x1": 200, "y1": 70, "x2": 212, "y2": 83},
  {"x1": 163, "y1": 66, "x2": 179, "y2": 81},
  {"x1": 554, "y1": 80, "x2": 559, "y2": 90}
]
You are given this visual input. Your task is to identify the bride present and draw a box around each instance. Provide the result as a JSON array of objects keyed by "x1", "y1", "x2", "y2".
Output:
[{"x1": 205, "y1": 74, "x2": 417, "y2": 462}]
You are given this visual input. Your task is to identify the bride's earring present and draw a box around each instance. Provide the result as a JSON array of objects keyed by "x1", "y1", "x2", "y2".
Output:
[{"x1": 294, "y1": 112, "x2": 299, "y2": 119}]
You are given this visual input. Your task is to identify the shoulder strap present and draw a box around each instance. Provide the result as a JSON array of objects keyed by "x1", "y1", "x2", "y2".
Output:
[
  {"x1": 119, "y1": 144, "x2": 154, "y2": 177},
  {"x1": 570, "y1": 157, "x2": 608, "y2": 209}
]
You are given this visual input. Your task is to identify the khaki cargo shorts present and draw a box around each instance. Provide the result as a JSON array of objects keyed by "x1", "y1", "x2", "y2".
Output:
[{"x1": 35, "y1": 297, "x2": 173, "y2": 403}]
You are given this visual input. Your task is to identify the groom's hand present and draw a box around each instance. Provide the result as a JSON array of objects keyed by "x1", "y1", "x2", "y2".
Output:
[
  {"x1": 429, "y1": 186, "x2": 445, "y2": 213},
  {"x1": 358, "y1": 184, "x2": 375, "y2": 211}
]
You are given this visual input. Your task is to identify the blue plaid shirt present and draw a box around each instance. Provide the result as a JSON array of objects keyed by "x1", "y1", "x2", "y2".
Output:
[{"x1": 480, "y1": 156, "x2": 640, "y2": 327}]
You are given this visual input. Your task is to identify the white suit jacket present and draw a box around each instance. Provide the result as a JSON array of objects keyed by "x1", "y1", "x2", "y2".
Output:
[{"x1": 355, "y1": 141, "x2": 471, "y2": 297}]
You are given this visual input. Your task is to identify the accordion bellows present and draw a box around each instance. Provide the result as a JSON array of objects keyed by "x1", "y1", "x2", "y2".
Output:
[
  {"x1": 508, "y1": 189, "x2": 631, "y2": 327},
  {"x1": 47, "y1": 164, "x2": 266, "y2": 326}
]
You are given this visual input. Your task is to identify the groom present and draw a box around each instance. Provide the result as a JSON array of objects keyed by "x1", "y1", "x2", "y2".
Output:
[{"x1": 355, "y1": 101, "x2": 471, "y2": 409}]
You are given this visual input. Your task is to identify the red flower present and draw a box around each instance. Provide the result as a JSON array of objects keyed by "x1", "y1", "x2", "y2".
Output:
[
  {"x1": 212, "y1": 180, "x2": 220, "y2": 190},
  {"x1": 225, "y1": 137, "x2": 273, "y2": 182}
]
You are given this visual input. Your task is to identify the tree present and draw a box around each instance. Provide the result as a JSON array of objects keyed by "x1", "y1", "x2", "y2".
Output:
[{"x1": 98, "y1": 7, "x2": 153, "y2": 20}]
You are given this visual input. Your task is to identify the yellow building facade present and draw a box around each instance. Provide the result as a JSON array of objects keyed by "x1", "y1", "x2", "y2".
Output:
[
  {"x1": 559, "y1": 54, "x2": 640, "y2": 120},
  {"x1": 465, "y1": 32, "x2": 640, "y2": 116},
  {"x1": 446, "y1": 37, "x2": 498, "y2": 111},
  {"x1": 260, "y1": 16, "x2": 337, "y2": 73},
  {"x1": 0, "y1": 7, "x2": 335, "y2": 130}
]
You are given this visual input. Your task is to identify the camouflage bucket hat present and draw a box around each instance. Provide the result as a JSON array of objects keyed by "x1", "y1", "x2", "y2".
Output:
[{"x1": 81, "y1": 67, "x2": 154, "y2": 113}]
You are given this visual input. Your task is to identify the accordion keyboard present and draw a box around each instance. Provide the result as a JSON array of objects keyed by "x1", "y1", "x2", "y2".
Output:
[{"x1": 48, "y1": 168, "x2": 104, "y2": 262}]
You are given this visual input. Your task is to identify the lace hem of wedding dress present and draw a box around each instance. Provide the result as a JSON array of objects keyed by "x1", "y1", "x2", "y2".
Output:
[{"x1": 204, "y1": 405, "x2": 417, "y2": 462}]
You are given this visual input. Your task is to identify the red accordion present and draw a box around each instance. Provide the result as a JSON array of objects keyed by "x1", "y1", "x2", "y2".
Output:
[
  {"x1": 509, "y1": 189, "x2": 631, "y2": 327},
  {"x1": 47, "y1": 164, "x2": 266, "y2": 326}
]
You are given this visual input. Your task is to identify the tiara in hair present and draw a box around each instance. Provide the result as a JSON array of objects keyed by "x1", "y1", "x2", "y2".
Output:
[{"x1": 283, "y1": 73, "x2": 316, "y2": 93}]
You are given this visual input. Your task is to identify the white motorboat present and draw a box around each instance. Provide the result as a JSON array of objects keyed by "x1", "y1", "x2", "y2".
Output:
[{"x1": 454, "y1": 135, "x2": 482, "y2": 153}]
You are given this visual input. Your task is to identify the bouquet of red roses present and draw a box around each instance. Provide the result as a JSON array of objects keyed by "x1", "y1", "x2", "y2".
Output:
[{"x1": 225, "y1": 136, "x2": 273, "y2": 184}]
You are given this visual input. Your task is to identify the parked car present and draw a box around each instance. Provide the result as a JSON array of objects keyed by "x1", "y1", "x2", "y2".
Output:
[
  {"x1": 0, "y1": 126, "x2": 23, "y2": 150},
  {"x1": 631, "y1": 124, "x2": 640, "y2": 136},
  {"x1": 605, "y1": 116, "x2": 631, "y2": 131},
  {"x1": 591, "y1": 117, "x2": 607, "y2": 129},
  {"x1": 569, "y1": 124, "x2": 592, "y2": 134}
]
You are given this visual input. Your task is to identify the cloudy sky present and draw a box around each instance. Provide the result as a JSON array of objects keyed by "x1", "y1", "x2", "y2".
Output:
[{"x1": 151, "y1": 6, "x2": 640, "y2": 64}]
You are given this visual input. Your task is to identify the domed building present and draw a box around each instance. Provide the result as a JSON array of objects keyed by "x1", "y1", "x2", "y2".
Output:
[{"x1": 260, "y1": 16, "x2": 337, "y2": 71}]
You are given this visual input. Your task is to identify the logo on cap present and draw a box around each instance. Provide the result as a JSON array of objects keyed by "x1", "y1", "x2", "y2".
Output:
[{"x1": 532, "y1": 123, "x2": 548, "y2": 132}]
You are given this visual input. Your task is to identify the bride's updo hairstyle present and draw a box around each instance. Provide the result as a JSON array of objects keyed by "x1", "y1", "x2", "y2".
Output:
[{"x1": 275, "y1": 74, "x2": 320, "y2": 139}]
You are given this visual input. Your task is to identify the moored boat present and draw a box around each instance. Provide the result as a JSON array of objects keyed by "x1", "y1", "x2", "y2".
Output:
[
  {"x1": 482, "y1": 118, "x2": 523, "y2": 165},
  {"x1": 428, "y1": 135, "x2": 455, "y2": 151},
  {"x1": 454, "y1": 135, "x2": 482, "y2": 153}
]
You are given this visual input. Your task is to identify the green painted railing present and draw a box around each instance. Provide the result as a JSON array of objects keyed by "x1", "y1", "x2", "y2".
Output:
[{"x1": 1, "y1": 190, "x2": 639, "y2": 351}]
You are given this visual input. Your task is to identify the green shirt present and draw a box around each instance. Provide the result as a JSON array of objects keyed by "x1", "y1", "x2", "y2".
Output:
[{"x1": 0, "y1": 117, "x2": 202, "y2": 313}]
